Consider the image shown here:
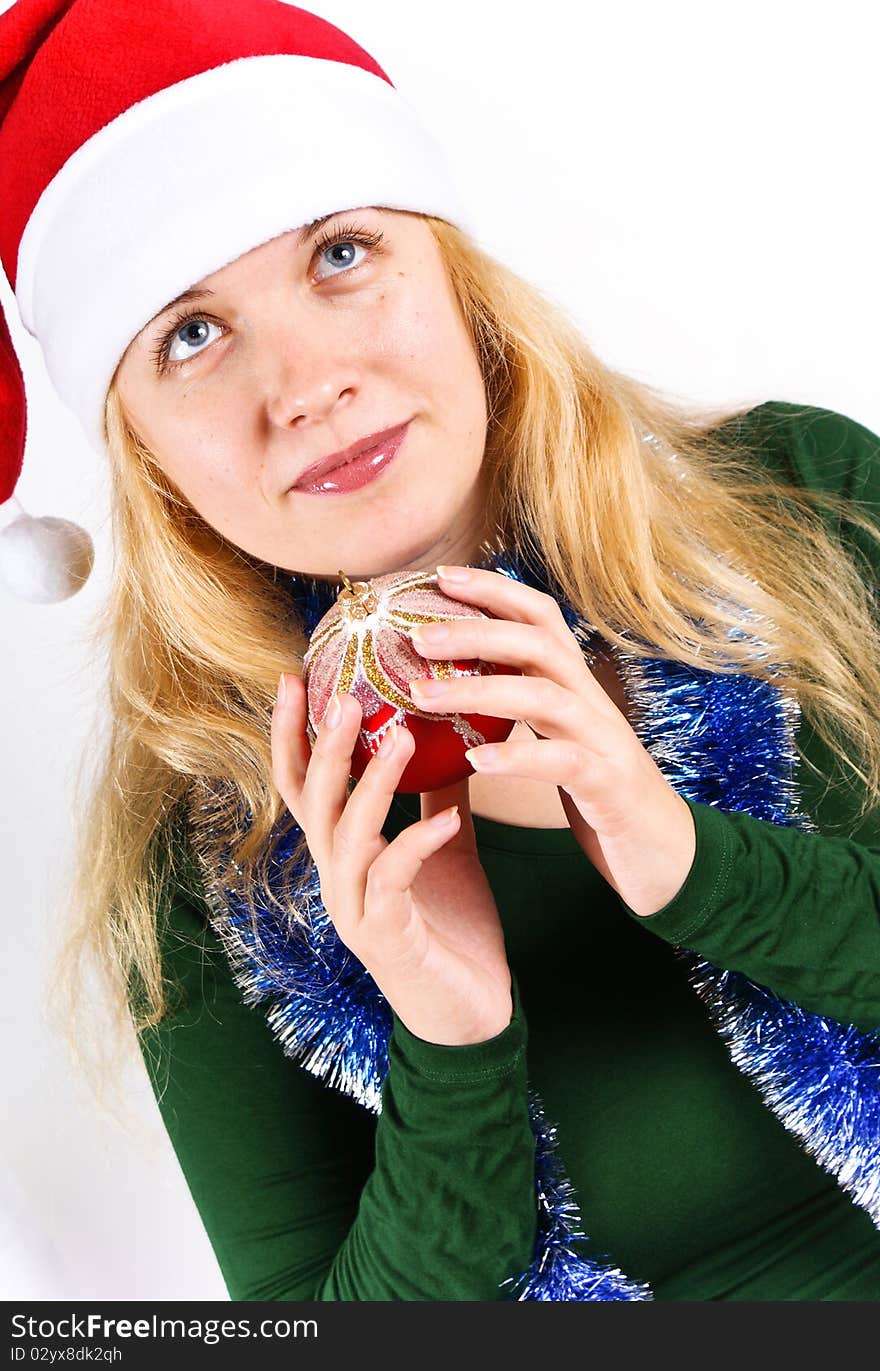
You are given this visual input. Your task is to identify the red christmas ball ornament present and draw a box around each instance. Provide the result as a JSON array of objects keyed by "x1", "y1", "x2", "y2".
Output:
[{"x1": 302, "y1": 566, "x2": 520, "y2": 793}]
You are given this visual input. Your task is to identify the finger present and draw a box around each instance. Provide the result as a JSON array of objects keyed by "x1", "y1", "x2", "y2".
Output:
[
  {"x1": 270, "y1": 671, "x2": 312, "y2": 811},
  {"x1": 332, "y1": 716, "x2": 414, "y2": 846},
  {"x1": 411, "y1": 615, "x2": 586, "y2": 693},
  {"x1": 361, "y1": 792, "x2": 463, "y2": 954},
  {"x1": 416, "y1": 771, "x2": 477, "y2": 849},
  {"x1": 331, "y1": 719, "x2": 424, "y2": 944},
  {"x1": 296, "y1": 690, "x2": 369, "y2": 869},
  {"x1": 271, "y1": 679, "x2": 362, "y2": 878},
  {"x1": 465, "y1": 736, "x2": 595, "y2": 790},
  {"x1": 435, "y1": 563, "x2": 576, "y2": 641},
  {"x1": 409, "y1": 670, "x2": 603, "y2": 748}
]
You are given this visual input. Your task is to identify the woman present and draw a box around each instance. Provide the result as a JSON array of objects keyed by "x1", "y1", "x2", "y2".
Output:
[{"x1": 3, "y1": 0, "x2": 879, "y2": 1300}]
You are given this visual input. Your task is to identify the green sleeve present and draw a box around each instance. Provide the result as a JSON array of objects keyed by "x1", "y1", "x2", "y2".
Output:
[
  {"x1": 614, "y1": 401, "x2": 880, "y2": 1035},
  {"x1": 320, "y1": 975, "x2": 536, "y2": 1300},
  {"x1": 138, "y1": 883, "x2": 537, "y2": 1301}
]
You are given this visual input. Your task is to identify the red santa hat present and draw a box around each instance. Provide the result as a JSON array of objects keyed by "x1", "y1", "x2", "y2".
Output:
[{"x1": 0, "y1": 0, "x2": 475, "y2": 602}]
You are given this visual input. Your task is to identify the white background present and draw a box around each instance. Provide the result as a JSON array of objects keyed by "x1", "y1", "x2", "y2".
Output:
[{"x1": 1, "y1": 0, "x2": 877, "y2": 1299}]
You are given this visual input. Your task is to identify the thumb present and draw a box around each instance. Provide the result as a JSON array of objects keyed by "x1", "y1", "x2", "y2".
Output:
[{"x1": 417, "y1": 771, "x2": 475, "y2": 845}]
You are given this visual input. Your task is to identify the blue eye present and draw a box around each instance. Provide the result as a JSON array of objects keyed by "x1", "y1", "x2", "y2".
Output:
[
  {"x1": 164, "y1": 316, "x2": 225, "y2": 368},
  {"x1": 311, "y1": 221, "x2": 385, "y2": 283},
  {"x1": 313, "y1": 237, "x2": 364, "y2": 279}
]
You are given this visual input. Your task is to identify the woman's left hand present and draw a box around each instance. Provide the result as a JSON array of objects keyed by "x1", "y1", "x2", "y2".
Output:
[{"x1": 407, "y1": 564, "x2": 697, "y2": 918}]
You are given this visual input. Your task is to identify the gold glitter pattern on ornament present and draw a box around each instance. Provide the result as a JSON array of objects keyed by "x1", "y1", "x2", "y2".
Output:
[
  {"x1": 361, "y1": 631, "x2": 422, "y2": 712},
  {"x1": 303, "y1": 566, "x2": 501, "y2": 750},
  {"x1": 337, "y1": 630, "x2": 361, "y2": 694}
]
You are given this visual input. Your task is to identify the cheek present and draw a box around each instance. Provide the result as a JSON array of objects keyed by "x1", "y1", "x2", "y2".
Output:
[
  {"x1": 377, "y1": 284, "x2": 485, "y2": 418},
  {"x1": 153, "y1": 423, "x2": 245, "y2": 513}
]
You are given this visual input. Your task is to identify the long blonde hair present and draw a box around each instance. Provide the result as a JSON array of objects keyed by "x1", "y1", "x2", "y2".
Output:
[{"x1": 49, "y1": 210, "x2": 880, "y2": 1121}]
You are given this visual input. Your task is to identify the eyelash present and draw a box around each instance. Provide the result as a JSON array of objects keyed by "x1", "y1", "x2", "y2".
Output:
[{"x1": 150, "y1": 220, "x2": 386, "y2": 374}]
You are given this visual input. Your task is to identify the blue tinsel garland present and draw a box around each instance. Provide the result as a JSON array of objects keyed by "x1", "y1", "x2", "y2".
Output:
[{"x1": 188, "y1": 541, "x2": 880, "y2": 1300}]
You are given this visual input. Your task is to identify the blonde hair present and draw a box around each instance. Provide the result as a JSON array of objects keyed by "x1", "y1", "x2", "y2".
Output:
[{"x1": 49, "y1": 210, "x2": 880, "y2": 1122}]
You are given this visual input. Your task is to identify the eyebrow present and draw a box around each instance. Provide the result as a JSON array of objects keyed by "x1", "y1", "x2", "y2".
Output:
[{"x1": 143, "y1": 211, "x2": 341, "y2": 331}]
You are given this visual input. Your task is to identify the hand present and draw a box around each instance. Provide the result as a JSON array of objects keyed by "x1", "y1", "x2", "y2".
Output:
[
  {"x1": 270, "y1": 672, "x2": 514, "y2": 1045},
  {"x1": 408, "y1": 565, "x2": 697, "y2": 918}
]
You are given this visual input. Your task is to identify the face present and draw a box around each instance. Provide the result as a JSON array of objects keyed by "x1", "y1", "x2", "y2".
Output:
[{"x1": 115, "y1": 207, "x2": 491, "y2": 581}]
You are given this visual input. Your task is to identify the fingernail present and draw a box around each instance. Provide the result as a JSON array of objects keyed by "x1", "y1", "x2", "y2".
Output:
[
  {"x1": 276, "y1": 673, "x2": 287, "y2": 706},
  {"x1": 412, "y1": 622, "x2": 449, "y2": 644},
  {"x1": 378, "y1": 723, "x2": 397, "y2": 757},
  {"x1": 433, "y1": 803, "x2": 460, "y2": 826},
  {"x1": 437, "y1": 564, "x2": 470, "y2": 583},
  {"x1": 465, "y1": 746, "x2": 499, "y2": 769},
  {"x1": 324, "y1": 693, "x2": 343, "y2": 730},
  {"x1": 410, "y1": 677, "x2": 448, "y2": 697}
]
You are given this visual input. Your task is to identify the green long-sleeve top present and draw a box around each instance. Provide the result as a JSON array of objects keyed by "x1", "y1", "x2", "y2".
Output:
[{"x1": 139, "y1": 400, "x2": 880, "y2": 1301}]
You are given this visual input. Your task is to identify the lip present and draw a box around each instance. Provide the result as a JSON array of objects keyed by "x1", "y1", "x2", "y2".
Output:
[{"x1": 291, "y1": 422, "x2": 411, "y2": 494}]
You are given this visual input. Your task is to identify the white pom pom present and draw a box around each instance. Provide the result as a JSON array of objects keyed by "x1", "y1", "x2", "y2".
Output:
[{"x1": 0, "y1": 514, "x2": 95, "y2": 604}]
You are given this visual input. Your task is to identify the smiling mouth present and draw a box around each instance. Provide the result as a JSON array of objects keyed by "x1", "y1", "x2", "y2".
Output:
[
  {"x1": 291, "y1": 422, "x2": 411, "y2": 495},
  {"x1": 291, "y1": 421, "x2": 411, "y2": 490}
]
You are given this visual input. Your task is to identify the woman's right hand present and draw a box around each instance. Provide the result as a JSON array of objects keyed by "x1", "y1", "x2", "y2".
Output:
[{"x1": 270, "y1": 672, "x2": 514, "y2": 1047}]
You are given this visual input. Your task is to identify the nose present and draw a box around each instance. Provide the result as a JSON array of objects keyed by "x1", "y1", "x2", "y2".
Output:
[
  {"x1": 267, "y1": 373, "x2": 360, "y2": 433},
  {"x1": 263, "y1": 321, "x2": 360, "y2": 433}
]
